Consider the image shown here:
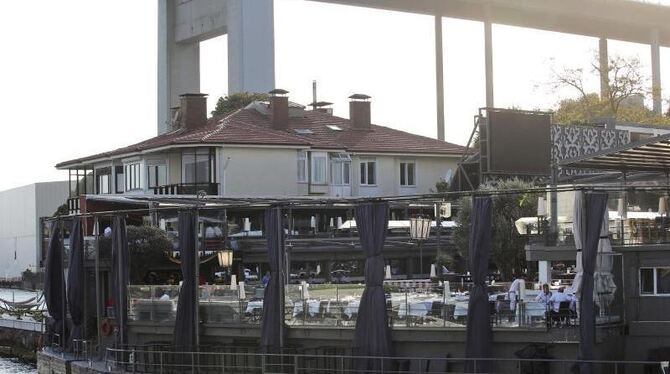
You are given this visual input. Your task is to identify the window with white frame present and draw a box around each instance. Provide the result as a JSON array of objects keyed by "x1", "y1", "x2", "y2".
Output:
[
  {"x1": 147, "y1": 163, "x2": 168, "y2": 188},
  {"x1": 297, "y1": 151, "x2": 308, "y2": 183},
  {"x1": 124, "y1": 163, "x2": 141, "y2": 191},
  {"x1": 399, "y1": 161, "x2": 416, "y2": 186},
  {"x1": 331, "y1": 153, "x2": 351, "y2": 185},
  {"x1": 311, "y1": 152, "x2": 328, "y2": 184},
  {"x1": 96, "y1": 167, "x2": 111, "y2": 194},
  {"x1": 115, "y1": 166, "x2": 124, "y2": 193},
  {"x1": 640, "y1": 267, "x2": 670, "y2": 295},
  {"x1": 360, "y1": 159, "x2": 376, "y2": 185}
]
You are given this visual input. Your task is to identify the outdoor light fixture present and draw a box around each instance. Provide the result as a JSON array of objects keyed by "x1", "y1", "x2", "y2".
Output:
[
  {"x1": 409, "y1": 217, "x2": 431, "y2": 279},
  {"x1": 217, "y1": 248, "x2": 233, "y2": 268}
]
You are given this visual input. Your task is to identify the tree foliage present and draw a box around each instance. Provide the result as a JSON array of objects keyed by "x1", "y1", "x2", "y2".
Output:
[
  {"x1": 99, "y1": 225, "x2": 174, "y2": 283},
  {"x1": 549, "y1": 53, "x2": 670, "y2": 125},
  {"x1": 454, "y1": 179, "x2": 539, "y2": 280},
  {"x1": 211, "y1": 92, "x2": 269, "y2": 117}
]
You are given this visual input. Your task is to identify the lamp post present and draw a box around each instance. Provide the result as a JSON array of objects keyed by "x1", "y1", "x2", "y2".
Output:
[
  {"x1": 217, "y1": 248, "x2": 233, "y2": 285},
  {"x1": 409, "y1": 217, "x2": 431, "y2": 279}
]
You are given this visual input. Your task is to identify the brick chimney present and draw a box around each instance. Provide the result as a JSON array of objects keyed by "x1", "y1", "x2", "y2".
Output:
[
  {"x1": 269, "y1": 88, "x2": 289, "y2": 129},
  {"x1": 178, "y1": 93, "x2": 208, "y2": 130},
  {"x1": 349, "y1": 94, "x2": 371, "y2": 129}
]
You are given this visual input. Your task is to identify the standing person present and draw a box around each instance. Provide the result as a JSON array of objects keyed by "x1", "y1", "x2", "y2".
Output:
[{"x1": 508, "y1": 273, "x2": 524, "y2": 313}]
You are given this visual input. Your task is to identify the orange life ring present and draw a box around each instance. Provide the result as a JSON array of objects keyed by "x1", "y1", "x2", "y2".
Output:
[{"x1": 101, "y1": 318, "x2": 112, "y2": 336}]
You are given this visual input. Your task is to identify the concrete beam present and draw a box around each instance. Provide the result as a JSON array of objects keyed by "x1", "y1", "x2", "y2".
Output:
[
  {"x1": 435, "y1": 15, "x2": 445, "y2": 141},
  {"x1": 174, "y1": 0, "x2": 228, "y2": 43},
  {"x1": 226, "y1": 0, "x2": 275, "y2": 95},
  {"x1": 651, "y1": 28, "x2": 662, "y2": 115},
  {"x1": 310, "y1": 0, "x2": 670, "y2": 47}
]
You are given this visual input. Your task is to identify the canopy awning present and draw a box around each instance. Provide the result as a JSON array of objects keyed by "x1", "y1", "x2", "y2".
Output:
[{"x1": 560, "y1": 133, "x2": 670, "y2": 173}]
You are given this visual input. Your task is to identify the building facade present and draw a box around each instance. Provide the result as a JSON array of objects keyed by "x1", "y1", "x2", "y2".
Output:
[
  {"x1": 0, "y1": 182, "x2": 68, "y2": 278},
  {"x1": 56, "y1": 92, "x2": 463, "y2": 212}
]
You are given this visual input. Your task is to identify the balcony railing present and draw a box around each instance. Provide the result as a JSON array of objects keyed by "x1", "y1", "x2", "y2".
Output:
[
  {"x1": 67, "y1": 197, "x2": 80, "y2": 215},
  {"x1": 153, "y1": 183, "x2": 219, "y2": 196}
]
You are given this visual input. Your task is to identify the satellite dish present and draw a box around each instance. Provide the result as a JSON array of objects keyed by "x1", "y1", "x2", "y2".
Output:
[{"x1": 444, "y1": 169, "x2": 453, "y2": 185}]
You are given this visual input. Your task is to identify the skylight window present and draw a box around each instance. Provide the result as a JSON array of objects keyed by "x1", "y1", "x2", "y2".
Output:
[
  {"x1": 327, "y1": 125, "x2": 343, "y2": 131},
  {"x1": 294, "y1": 129, "x2": 313, "y2": 135}
]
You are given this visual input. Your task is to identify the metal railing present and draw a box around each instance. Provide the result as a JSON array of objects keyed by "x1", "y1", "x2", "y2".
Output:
[
  {"x1": 127, "y1": 283, "x2": 623, "y2": 331},
  {"x1": 152, "y1": 183, "x2": 219, "y2": 195},
  {"x1": 105, "y1": 347, "x2": 665, "y2": 374}
]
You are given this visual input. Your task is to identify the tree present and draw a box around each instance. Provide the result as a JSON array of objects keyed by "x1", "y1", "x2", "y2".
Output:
[
  {"x1": 99, "y1": 225, "x2": 174, "y2": 283},
  {"x1": 211, "y1": 92, "x2": 269, "y2": 117},
  {"x1": 549, "y1": 53, "x2": 670, "y2": 125},
  {"x1": 454, "y1": 179, "x2": 539, "y2": 280}
]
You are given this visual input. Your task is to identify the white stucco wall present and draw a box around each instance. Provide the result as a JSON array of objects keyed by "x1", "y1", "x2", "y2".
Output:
[
  {"x1": 0, "y1": 182, "x2": 68, "y2": 277},
  {"x1": 352, "y1": 154, "x2": 459, "y2": 197},
  {"x1": 221, "y1": 146, "x2": 300, "y2": 197}
]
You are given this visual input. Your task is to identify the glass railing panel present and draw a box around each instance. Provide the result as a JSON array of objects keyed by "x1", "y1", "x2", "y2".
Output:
[{"x1": 128, "y1": 285, "x2": 178, "y2": 323}]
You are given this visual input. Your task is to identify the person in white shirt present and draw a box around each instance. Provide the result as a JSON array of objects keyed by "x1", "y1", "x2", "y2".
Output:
[
  {"x1": 508, "y1": 275, "x2": 523, "y2": 312},
  {"x1": 535, "y1": 283, "x2": 553, "y2": 309},
  {"x1": 548, "y1": 287, "x2": 573, "y2": 313}
]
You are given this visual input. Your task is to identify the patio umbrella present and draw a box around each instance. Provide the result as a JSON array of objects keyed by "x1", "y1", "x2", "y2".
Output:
[
  {"x1": 578, "y1": 192, "x2": 608, "y2": 374},
  {"x1": 594, "y1": 208, "x2": 617, "y2": 310},
  {"x1": 173, "y1": 211, "x2": 198, "y2": 351},
  {"x1": 67, "y1": 217, "x2": 84, "y2": 343},
  {"x1": 44, "y1": 220, "x2": 66, "y2": 343},
  {"x1": 260, "y1": 207, "x2": 286, "y2": 353},
  {"x1": 353, "y1": 202, "x2": 391, "y2": 371},
  {"x1": 465, "y1": 197, "x2": 493, "y2": 373},
  {"x1": 111, "y1": 216, "x2": 129, "y2": 346}
]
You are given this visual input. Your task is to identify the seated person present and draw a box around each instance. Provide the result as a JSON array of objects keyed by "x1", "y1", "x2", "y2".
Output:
[
  {"x1": 548, "y1": 287, "x2": 574, "y2": 324},
  {"x1": 535, "y1": 283, "x2": 553, "y2": 310}
]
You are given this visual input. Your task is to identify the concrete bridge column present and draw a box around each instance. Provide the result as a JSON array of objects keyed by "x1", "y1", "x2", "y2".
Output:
[
  {"x1": 435, "y1": 15, "x2": 445, "y2": 141},
  {"x1": 599, "y1": 38, "x2": 609, "y2": 100},
  {"x1": 651, "y1": 28, "x2": 662, "y2": 115},
  {"x1": 484, "y1": 20, "x2": 494, "y2": 108}
]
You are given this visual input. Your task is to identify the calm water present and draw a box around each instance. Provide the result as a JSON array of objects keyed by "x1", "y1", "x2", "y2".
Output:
[
  {"x1": 0, "y1": 356, "x2": 36, "y2": 373},
  {"x1": 0, "y1": 289, "x2": 40, "y2": 373}
]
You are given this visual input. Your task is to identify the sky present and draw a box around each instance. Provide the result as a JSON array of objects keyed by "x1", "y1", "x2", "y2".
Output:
[{"x1": 0, "y1": 0, "x2": 669, "y2": 191}]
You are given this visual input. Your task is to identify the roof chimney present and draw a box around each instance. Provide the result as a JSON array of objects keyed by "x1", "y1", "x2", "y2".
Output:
[
  {"x1": 179, "y1": 93, "x2": 208, "y2": 130},
  {"x1": 269, "y1": 89, "x2": 289, "y2": 129},
  {"x1": 349, "y1": 94, "x2": 371, "y2": 130}
]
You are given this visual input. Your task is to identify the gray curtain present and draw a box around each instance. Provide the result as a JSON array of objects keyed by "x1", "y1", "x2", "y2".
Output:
[
  {"x1": 260, "y1": 207, "x2": 285, "y2": 353},
  {"x1": 578, "y1": 192, "x2": 608, "y2": 374},
  {"x1": 174, "y1": 211, "x2": 199, "y2": 351},
  {"x1": 465, "y1": 197, "x2": 493, "y2": 373},
  {"x1": 44, "y1": 220, "x2": 66, "y2": 341},
  {"x1": 111, "y1": 216, "x2": 129, "y2": 347},
  {"x1": 67, "y1": 217, "x2": 85, "y2": 342},
  {"x1": 353, "y1": 202, "x2": 391, "y2": 371}
]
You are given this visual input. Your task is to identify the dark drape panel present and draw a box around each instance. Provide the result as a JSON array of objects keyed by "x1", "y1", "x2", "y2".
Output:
[
  {"x1": 174, "y1": 211, "x2": 198, "y2": 351},
  {"x1": 578, "y1": 192, "x2": 608, "y2": 374},
  {"x1": 44, "y1": 220, "x2": 66, "y2": 340},
  {"x1": 111, "y1": 216, "x2": 129, "y2": 346},
  {"x1": 67, "y1": 217, "x2": 85, "y2": 341},
  {"x1": 465, "y1": 197, "x2": 493, "y2": 373},
  {"x1": 353, "y1": 202, "x2": 391, "y2": 370},
  {"x1": 260, "y1": 207, "x2": 285, "y2": 353}
]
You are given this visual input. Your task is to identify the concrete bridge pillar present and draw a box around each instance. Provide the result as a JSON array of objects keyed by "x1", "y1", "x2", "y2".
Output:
[
  {"x1": 157, "y1": 0, "x2": 275, "y2": 135},
  {"x1": 651, "y1": 28, "x2": 662, "y2": 115}
]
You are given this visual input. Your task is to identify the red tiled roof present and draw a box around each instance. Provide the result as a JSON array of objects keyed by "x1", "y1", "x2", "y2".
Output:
[{"x1": 56, "y1": 105, "x2": 465, "y2": 168}]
